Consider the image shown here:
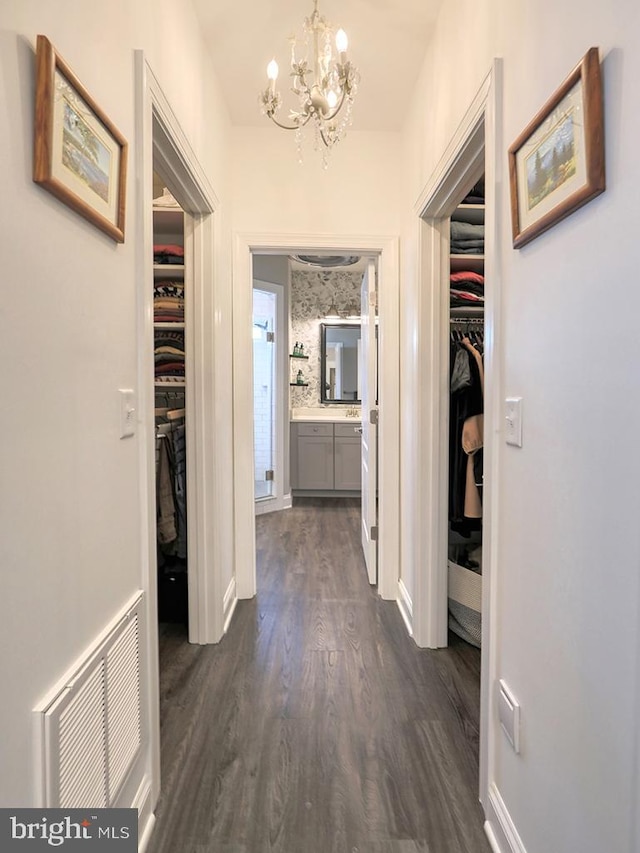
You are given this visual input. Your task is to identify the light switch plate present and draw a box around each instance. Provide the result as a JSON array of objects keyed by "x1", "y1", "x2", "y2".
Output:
[
  {"x1": 119, "y1": 389, "x2": 136, "y2": 439},
  {"x1": 498, "y1": 679, "x2": 521, "y2": 753},
  {"x1": 505, "y1": 397, "x2": 523, "y2": 447}
]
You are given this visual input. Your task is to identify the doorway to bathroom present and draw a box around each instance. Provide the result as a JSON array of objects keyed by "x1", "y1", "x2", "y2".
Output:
[{"x1": 233, "y1": 235, "x2": 399, "y2": 603}]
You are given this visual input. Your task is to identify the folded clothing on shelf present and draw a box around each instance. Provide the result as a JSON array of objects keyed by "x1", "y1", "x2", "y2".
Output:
[
  {"x1": 450, "y1": 220, "x2": 485, "y2": 255},
  {"x1": 450, "y1": 271, "x2": 484, "y2": 308},
  {"x1": 154, "y1": 243, "x2": 184, "y2": 264},
  {"x1": 154, "y1": 281, "x2": 184, "y2": 322}
]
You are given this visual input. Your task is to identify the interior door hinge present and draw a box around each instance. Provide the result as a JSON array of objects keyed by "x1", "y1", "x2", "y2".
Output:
[
  {"x1": 370, "y1": 408, "x2": 379, "y2": 425},
  {"x1": 265, "y1": 470, "x2": 274, "y2": 481},
  {"x1": 371, "y1": 525, "x2": 378, "y2": 541},
  {"x1": 266, "y1": 331, "x2": 275, "y2": 343}
]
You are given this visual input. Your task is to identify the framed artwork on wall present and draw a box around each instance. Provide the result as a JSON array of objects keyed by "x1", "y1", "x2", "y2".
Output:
[
  {"x1": 508, "y1": 47, "x2": 605, "y2": 249},
  {"x1": 33, "y1": 35, "x2": 128, "y2": 243}
]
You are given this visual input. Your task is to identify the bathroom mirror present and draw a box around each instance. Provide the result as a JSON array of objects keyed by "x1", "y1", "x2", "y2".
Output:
[{"x1": 320, "y1": 323, "x2": 361, "y2": 403}]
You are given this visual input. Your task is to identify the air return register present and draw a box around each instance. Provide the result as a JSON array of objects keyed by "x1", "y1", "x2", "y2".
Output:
[{"x1": 34, "y1": 591, "x2": 144, "y2": 808}]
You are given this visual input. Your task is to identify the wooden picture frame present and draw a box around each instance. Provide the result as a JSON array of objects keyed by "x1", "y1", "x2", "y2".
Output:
[
  {"x1": 508, "y1": 47, "x2": 605, "y2": 249},
  {"x1": 33, "y1": 35, "x2": 128, "y2": 243}
]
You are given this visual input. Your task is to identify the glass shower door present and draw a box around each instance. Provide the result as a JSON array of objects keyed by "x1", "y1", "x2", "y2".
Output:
[{"x1": 253, "y1": 288, "x2": 277, "y2": 500}]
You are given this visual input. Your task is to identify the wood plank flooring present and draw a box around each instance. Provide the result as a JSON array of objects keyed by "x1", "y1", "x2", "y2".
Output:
[{"x1": 148, "y1": 498, "x2": 490, "y2": 853}]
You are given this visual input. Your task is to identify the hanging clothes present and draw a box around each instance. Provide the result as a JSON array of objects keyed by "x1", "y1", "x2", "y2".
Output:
[
  {"x1": 449, "y1": 327, "x2": 484, "y2": 533},
  {"x1": 156, "y1": 434, "x2": 177, "y2": 545}
]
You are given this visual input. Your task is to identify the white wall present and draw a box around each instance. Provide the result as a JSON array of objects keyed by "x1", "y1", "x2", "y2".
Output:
[
  {"x1": 0, "y1": 0, "x2": 232, "y2": 808},
  {"x1": 231, "y1": 127, "x2": 402, "y2": 236},
  {"x1": 401, "y1": 2, "x2": 640, "y2": 851}
]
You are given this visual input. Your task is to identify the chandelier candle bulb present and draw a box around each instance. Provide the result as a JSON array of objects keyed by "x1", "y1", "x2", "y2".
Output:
[
  {"x1": 336, "y1": 28, "x2": 348, "y2": 62},
  {"x1": 267, "y1": 58, "x2": 279, "y2": 94}
]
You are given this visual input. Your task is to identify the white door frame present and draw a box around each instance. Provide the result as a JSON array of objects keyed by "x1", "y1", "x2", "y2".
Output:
[
  {"x1": 135, "y1": 52, "x2": 227, "y2": 826},
  {"x1": 233, "y1": 234, "x2": 399, "y2": 602},
  {"x1": 412, "y1": 59, "x2": 503, "y2": 822}
]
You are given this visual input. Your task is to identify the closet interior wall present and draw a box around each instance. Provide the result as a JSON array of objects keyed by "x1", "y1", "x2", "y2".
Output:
[
  {"x1": 153, "y1": 178, "x2": 189, "y2": 629},
  {"x1": 447, "y1": 176, "x2": 485, "y2": 649}
]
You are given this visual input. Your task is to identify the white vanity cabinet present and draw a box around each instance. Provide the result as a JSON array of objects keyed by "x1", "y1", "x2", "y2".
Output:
[{"x1": 291, "y1": 420, "x2": 362, "y2": 494}]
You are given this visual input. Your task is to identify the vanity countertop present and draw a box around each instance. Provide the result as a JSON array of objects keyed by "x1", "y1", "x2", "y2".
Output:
[{"x1": 291, "y1": 407, "x2": 361, "y2": 424}]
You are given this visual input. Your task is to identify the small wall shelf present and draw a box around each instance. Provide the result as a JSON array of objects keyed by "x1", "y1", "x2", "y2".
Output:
[
  {"x1": 289, "y1": 354, "x2": 309, "y2": 359},
  {"x1": 290, "y1": 382, "x2": 309, "y2": 387}
]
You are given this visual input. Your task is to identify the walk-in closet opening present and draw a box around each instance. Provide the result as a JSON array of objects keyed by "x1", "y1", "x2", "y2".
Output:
[
  {"x1": 447, "y1": 174, "x2": 485, "y2": 651},
  {"x1": 153, "y1": 173, "x2": 189, "y2": 639}
]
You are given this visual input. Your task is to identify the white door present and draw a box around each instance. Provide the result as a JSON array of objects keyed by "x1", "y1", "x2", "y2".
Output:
[{"x1": 361, "y1": 259, "x2": 378, "y2": 584}]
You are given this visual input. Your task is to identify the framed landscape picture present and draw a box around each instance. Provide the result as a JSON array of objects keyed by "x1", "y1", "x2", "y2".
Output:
[
  {"x1": 508, "y1": 47, "x2": 605, "y2": 249},
  {"x1": 33, "y1": 35, "x2": 128, "y2": 243}
]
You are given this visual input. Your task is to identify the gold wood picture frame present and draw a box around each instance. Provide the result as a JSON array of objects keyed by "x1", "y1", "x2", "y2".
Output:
[
  {"x1": 33, "y1": 35, "x2": 128, "y2": 243},
  {"x1": 508, "y1": 47, "x2": 605, "y2": 249}
]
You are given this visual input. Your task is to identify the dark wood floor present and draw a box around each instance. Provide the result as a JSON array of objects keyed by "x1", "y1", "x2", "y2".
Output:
[{"x1": 148, "y1": 498, "x2": 490, "y2": 853}]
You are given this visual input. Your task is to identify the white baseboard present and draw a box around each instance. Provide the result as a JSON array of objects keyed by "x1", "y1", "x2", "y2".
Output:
[
  {"x1": 254, "y1": 493, "x2": 292, "y2": 516},
  {"x1": 484, "y1": 819, "x2": 503, "y2": 853},
  {"x1": 138, "y1": 812, "x2": 155, "y2": 853},
  {"x1": 485, "y1": 782, "x2": 527, "y2": 853},
  {"x1": 133, "y1": 774, "x2": 155, "y2": 852},
  {"x1": 223, "y1": 576, "x2": 238, "y2": 634},
  {"x1": 397, "y1": 578, "x2": 413, "y2": 636}
]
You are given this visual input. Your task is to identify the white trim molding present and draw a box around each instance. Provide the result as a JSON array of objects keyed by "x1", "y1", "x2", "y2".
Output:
[
  {"x1": 397, "y1": 579, "x2": 414, "y2": 637},
  {"x1": 134, "y1": 49, "x2": 227, "y2": 827},
  {"x1": 136, "y1": 52, "x2": 227, "y2": 647},
  {"x1": 485, "y1": 783, "x2": 528, "y2": 853},
  {"x1": 133, "y1": 775, "x2": 154, "y2": 853},
  {"x1": 233, "y1": 233, "x2": 400, "y2": 603},
  {"x1": 409, "y1": 57, "x2": 503, "y2": 827},
  {"x1": 223, "y1": 577, "x2": 238, "y2": 634}
]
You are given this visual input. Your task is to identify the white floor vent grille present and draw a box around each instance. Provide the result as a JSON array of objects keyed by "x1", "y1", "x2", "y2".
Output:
[{"x1": 36, "y1": 592, "x2": 143, "y2": 808}]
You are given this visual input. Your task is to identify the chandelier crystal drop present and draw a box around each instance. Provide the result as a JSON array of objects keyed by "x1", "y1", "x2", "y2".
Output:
[{"x1": 259, "y1": 0, "x2": 360, "y2": 158}]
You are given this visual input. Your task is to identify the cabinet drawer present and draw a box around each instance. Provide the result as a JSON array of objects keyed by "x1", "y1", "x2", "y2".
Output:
[
  {"x1": 296, "y1": 422, "x2": 334, "y2": 437},
  {"x1": 334, "y1": 423, "x2": 362, "y2": 437}
]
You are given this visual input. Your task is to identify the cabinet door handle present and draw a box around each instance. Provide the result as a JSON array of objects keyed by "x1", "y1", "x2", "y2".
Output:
[{"x1": 354, "y1": 427, "x2": 362, "y2": 434}]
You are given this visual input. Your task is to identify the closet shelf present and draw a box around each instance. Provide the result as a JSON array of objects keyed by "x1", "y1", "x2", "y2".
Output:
[
  {"x1": 449, "y1": 254, "x2": 484, "y2": 274},
  {"x1": 451, "y1": 204, "x2": 485, "y2": 225},
  {"x1": 155, "y1": 321, "x2": 185, "y2": 329},
  {"x1": 153, "y1": 263, "x2": 185, "y2": 275},
  {"x1": 155, "y1": 379, "x2": 186, "y2": 387},
  {"x1": 450, "y1": 306, "x2": 485, "y2": 318},
  {"x1": 152, "y1": 208, "x2": 184, "y2": 235}
]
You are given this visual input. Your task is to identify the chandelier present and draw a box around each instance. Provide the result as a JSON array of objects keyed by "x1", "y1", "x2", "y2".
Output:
[{"x1": 259, "y1": 0, "x2": 360, "y2": 160}]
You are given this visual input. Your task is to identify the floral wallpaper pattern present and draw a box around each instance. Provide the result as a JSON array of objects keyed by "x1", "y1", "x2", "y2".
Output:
[{"x1": 290, "y1": 269, "x2": 361, "y2": 408}]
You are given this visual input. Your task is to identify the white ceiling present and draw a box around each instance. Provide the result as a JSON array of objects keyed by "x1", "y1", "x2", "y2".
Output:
[{"x1": 191, "y1": 0, "x2": 443, "y2": 132}]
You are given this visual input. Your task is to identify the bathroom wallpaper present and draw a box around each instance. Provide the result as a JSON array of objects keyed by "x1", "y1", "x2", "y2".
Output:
[{"x1": 290, "y1": 269, "x2": 361, "y2": 408}]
